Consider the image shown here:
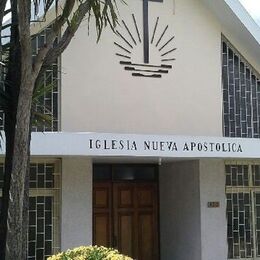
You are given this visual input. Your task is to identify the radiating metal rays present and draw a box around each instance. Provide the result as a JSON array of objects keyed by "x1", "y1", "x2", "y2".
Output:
[
  {"x1": 151, "y1": 17, "x2": 159, "y2": 44},
  {"x1": 158, "y1": 36, "x2": 175, "y2": 51},
  {"x1": 151, "y1": 17, "x2": 176, "y2": 62},
  {"x1": 116, "y1": 53, "x2": 131, "y2": 59},
  {"x1": 116, "y1": 30, "x2": 133, "y2": 49},
  {"x1": 132, "y1": 14, "x2": 142, "y2": 43},
  {"x1": 114, "y1": 42, "x2": 131, "y2": 54},
  {"x1": 122, "y1": 20, "x2": 137, "y2": 46},
  {"x1": 114, "y1": 15, "x2": 176, "y2": 78},
  {"x1": 114, "y1": 15, "x2": 139, "y2": 62},
  {"x1": 155, "y1": 25, "x2": 168, "y2": 47},
  {"x1": 161, "y1": 48, "x2": 177, "y2": 57}
]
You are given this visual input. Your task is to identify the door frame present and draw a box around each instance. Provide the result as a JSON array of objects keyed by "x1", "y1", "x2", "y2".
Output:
[{"x1": 92, "y1": 164, "x2": 160, "y2": 259}]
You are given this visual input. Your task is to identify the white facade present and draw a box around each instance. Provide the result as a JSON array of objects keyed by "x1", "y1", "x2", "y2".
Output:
[
  {"x1": 61, "y1": 0, "x2": 223, "y2": 136},
  {"x1": 7, "y1": 0, "x2": 260, "y2": 259}
]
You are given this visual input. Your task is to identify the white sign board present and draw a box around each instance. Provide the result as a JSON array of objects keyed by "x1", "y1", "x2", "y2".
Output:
[{"x1": 17, "y1": 132, "x2": 260, "y2": 159}]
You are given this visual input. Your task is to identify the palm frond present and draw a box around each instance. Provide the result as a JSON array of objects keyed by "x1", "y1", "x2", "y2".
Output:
[
  {"x1": 69, "y1": 0, "x2": 120, "y2": 42},
  {"x1": 31, "y1": 77, "x2": 56, "y2": 129},
  {"x1": 32, "y1": 111, "x2": 52, "y2": 127},
  {"x1": 33, "y1": 82, "x2": 53, "y2": 102}
]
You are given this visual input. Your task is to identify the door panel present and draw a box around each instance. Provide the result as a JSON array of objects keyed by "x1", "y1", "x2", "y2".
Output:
[
  {"x1": 113, "y1": 183, "x2": 137, "y2": 258},
  {"x1": 93, "y1": 183, "x2": 112, "y2": 247},
  {"x1": 116, "y1": 185, "x2": 134, "y2": 208},
  {"x1": 93, "y1": 181, "x2": 159, "y2": 260},
  {"x1": 118, "y1": 213, "x2": 134, "y2": 257},
  {"x1": 138, "y1": 213, "x2": 154, "y2": 260},
  {"x1": 94, "y1": 213, "x2": 110, "y2": 246}
]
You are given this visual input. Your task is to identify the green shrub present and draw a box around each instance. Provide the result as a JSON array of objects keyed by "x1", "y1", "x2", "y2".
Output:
[{"x1": 47, "y1": 245, "x2": 133, "y2": 260}]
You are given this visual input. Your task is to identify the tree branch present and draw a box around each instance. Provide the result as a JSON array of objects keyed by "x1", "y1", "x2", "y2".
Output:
[
  {"x1": 32, "y1": 0, "x2": 76, "y2": 80},
  {"x1": 41, "y1": 0, "x2": 92, "y2": 70},
  {"x1": 17, "y1": 1, "x2": 31, "y2": 65}
]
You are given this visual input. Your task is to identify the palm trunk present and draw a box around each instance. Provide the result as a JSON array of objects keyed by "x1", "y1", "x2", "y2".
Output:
[
  {"x1": 22, "y1": 128, "x2": 31, "y2": 259},
  {"x1": 0, "y1": 0, "x2": 21, "y2": 258},
  {"x1": 5, "y1": 81, "x2": 34, "y2": 260},
  {"x1": 0, "y1": 115, "x2": 16, "y2": 259},
  {"x1": 5, "y1": 1, "x2": 32, "y2": 259}
]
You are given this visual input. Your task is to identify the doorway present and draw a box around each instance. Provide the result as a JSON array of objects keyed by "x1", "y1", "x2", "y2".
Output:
[{"x1": 93, "y1": 164, "x2": 159, "y2": 260}]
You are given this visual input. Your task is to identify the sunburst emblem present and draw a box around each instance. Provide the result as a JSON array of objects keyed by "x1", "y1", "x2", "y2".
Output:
[{"x1": 114, "y1": 0, "x2": 176, "y2": 78}]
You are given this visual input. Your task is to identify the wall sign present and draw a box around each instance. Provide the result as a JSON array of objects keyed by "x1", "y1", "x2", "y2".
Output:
[
  {"x1": 26, "y1": 132, "x2": 260, "y2": 158},
  {"x1": 115, "y1": 0, "x2": 176, "y2": 78}
]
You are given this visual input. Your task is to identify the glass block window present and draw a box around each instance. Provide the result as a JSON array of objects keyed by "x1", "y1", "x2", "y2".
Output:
[
  {"x1": 225, "y1": 165, "x2": 249, "y2": 186},
  {"x1": 29, "y1": 163, "x2": 55, "y2": 189},
  {"x1": 28, "y1": 196, "x2": 53, "y2": 259},
  {"x1": 0, "y1": 26, "x2": 60, "y2": 132},
  {"x1": 226, "y1": 162, "x2": 260, "y2": 259},
  {"x1": 31, "y1": 26, "x2": 60, "y2": 132},
  {"x1": 0, "y1": 161, "x2": 60, "y2": 260},
  {"x1": 222, "y1": 38, "x2": 260, "y2": 138}
]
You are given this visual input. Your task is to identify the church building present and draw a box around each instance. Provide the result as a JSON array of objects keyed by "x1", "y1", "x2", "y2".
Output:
[{"x1": 1, "y1": 0, "x2": 260, "y2": 259}]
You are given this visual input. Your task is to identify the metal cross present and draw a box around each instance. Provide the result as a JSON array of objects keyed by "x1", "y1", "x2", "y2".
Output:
[{"x1": 143, "y1": 0, "x2": 149, "y2": 63}]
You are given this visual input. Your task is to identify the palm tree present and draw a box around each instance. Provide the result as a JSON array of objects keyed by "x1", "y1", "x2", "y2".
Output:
[{"x1": 0, "y1": 1, "x2": 119, "y2": 259}]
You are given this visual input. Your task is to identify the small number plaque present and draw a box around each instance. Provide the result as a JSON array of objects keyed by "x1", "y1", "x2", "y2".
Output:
[{"x1": 207, "y1": 202, "x2": 220, "y2": 208}]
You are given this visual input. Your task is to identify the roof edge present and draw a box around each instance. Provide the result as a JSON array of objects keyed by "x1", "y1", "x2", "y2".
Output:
[{"x1": 225, "y1": 0, "x2": 260, "y2": 44}]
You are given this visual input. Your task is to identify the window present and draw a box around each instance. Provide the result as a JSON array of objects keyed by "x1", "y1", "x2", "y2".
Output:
[
  {"x1": 226, "y1": 161, "x2": 260, "y2": 259},
  {"x1": 31, "y1": 27, "x2": 60, "y2": 132},
  {"x1": 222, "y1": 38, "x2": 260, "y2": 138},
  {"x1": 93, "y1": 164, "x2": 158, "y2": 181},
  {"x1": 0, "y1": 26, "x2": 60, "y2": 132},
  {"x1": 0, "y1": 161, "x2": 61, "y2": 260}
]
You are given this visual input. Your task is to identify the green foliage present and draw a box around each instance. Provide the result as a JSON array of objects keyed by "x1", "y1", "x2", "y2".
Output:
[
  {"x1": 34, "y1": 0, "x2": 120, "y2": 41},
  {"x1": 86, "y1": 0, "x2": 119, "y2": 41},
  {"x1": 48, "y1": 246, "x2": 133, "y2": 260},
  {"x1": 31, "y1": 81, "x2": 53, "y2": 127}
]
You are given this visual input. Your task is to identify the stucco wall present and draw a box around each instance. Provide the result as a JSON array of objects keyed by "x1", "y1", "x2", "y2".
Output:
[
  {"x1": 61, "y1": 0, "x2": 222, "y2": 136},
  {"x1": 61, "y1": 157, "x2": 93, "y2": 250},
  {"x1": 199, "y1": 159, "x2": 228, "y2": 260},
  {"x1": 159, "y1": 161, "x2": 201, "y2": 260},
  {"x1": 160, "y1": 159, "x2": 228, "y2": 260}
]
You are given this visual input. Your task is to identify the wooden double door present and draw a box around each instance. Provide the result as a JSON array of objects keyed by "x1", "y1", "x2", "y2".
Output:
[{"x1": 93, "y1": 181, "x2": 159, "y2": 260}]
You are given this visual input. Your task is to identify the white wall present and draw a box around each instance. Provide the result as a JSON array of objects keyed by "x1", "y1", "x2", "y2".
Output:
[
  {"x1": 199, "y1": 159, "x2": 227, "y2": 260},
  {"x1": 61, "y1": 157, "x2": 93, "y2": 250},
  {"x1": 160, "y1": 159, "x2": 228, "y2": 260},
  {"x1": 61, "y1": 0, "x2": 222, "y2": 136},
  {"x1": 160, "y1": 161, "x2": 202, "y2": 260}
]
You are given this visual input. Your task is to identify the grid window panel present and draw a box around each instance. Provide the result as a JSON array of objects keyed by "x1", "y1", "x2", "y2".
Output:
[
  {"x1": 0, "y1": 162, "x2": 60, "y2": 260},
  {"x1": 255, "y1": 193, "x2": 260, "y2": 256},
  {"x1": 252, "y1": 165, "x2": 260, "y2": 186},
  {"x1": 222, "y1": 39, "x2": 260, "y2": 139},
  {"x1": 31, "y1": 27, "x2": 60, "y2": 132},
  {"x1": 227, "y1": 192, "x2": 254, "y2": 258},
  {"x1": 28, "y1": 196, "x2": 53, "y2": 260},
  {"x1": 225, "y1": 165, "x2": 249, "y2": 187},
  {"x1": 0, "y1": 26, "x2": 60, "y2": 132},
  {"x1": 29, "y1": 163, "x2": 55, "y2": 189},
  {"x1": 226, "y1": 162, "x2": 260, "y2": 259}
]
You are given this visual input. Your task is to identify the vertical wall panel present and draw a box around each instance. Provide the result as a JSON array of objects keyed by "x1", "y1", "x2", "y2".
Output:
[{"x1": 61, "y1": 158, "x2": 92, "y2": 250}]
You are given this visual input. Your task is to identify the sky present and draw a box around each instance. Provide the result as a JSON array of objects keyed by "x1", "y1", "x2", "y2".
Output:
[
  {"x1": 239, "y1": 0, "x2": 260, "y2": 26},
  {"x1": 2, "y1": 0, "x2": 260, "y2": 27}
]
